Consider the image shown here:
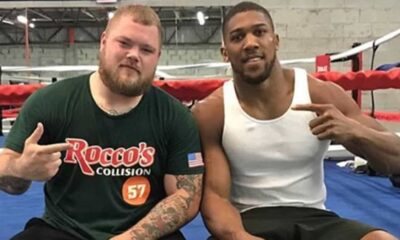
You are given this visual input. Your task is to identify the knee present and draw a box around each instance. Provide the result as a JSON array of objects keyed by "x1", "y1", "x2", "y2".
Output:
[{"x1": 361, "y1": 230, "x2": 398, "y2": 240}]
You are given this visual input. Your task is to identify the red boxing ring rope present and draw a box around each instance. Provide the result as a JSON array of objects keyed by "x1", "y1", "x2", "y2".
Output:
[
  {"x1": 1, "y1": 69, "x2": 400, "y2": 120},
  {"x1": 313, "y1": 68, "x2": 400, "y2": 91},
  {"x1": 0, "y1": 84, "x2": 43, "y2": 106}
]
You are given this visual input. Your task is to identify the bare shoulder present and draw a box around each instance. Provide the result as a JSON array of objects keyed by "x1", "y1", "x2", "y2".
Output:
[
  {"x1": 192, "y1": 87, "x2": 224, "y2": 124},
  {"x1": 308, "y1": 75, "x2": 354, "y2": 105},
  {"x1": 307, "y1": 74, "x2": 363, "y2": 116},
  {"x1": 191, "y1": 86, "x2": 224, "y2": 139}
]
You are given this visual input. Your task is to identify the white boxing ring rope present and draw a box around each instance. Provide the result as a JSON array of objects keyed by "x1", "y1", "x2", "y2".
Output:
[{"x1": 2, "y1": 27, "x2": 400, "y2": 79}]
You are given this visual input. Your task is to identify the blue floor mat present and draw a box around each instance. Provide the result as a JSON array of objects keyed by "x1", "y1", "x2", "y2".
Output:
[
  {"x1": 1, "y1": 135, "x2": 399, "y2": 239},
  {"x1": 324, "y1": 160, "x2": 400, "y2": 236}
]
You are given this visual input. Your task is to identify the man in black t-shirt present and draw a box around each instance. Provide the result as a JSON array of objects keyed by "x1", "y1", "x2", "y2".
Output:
[{"x1": 0, "y1": 5, "x2": 203, "y2": 240}]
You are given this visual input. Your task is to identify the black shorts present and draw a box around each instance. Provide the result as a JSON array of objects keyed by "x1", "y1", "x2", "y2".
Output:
[
  {"x1": 241, "y1": 206, "x2": 379, "y2": 240},
  {"x1": 11, "y1": 217, "x2": 186, "y2": 240}
]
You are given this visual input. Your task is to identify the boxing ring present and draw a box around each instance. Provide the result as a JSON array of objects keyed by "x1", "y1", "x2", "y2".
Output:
[
  {"x1": 1, "y1": 69, "x2": 400, "y2": 239},
  {"x1": 1, "y1": 29, "x2": 400, "y2": 239}
]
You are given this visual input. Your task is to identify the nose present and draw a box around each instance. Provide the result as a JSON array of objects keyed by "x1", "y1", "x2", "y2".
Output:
[
  {"x1": 243, "y1": 34, "x2": 259, "y2": 51},
  {"x1": 126, "y1": 46, "x2": 140, "y2": 62}
]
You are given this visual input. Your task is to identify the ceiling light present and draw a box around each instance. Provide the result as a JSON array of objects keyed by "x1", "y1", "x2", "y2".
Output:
[
  {"x1": 196, "y1": 11, "x2": 205, "y2": 25},
  {"x1": 17, "y1": 15, "x2": 28, "y2": 24},
  {"x1": 2, "y1": 19, "x2": 14, "y2": 25}
]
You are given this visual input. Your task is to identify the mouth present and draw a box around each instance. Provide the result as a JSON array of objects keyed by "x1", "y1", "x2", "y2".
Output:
[
  {"x1": 120, "y1": 64, "x2": 140, "y2": 74},
  {"x1": 242, "y1": 55, "x2": 264, "y2": 63}
]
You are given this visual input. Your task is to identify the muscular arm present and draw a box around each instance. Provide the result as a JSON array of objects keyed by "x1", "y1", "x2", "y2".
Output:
[
  {"x1": 338, "y1": 108, "x2": 400, "y2": 174},
  {"x1": 200, "y1": 139, "x2": 246, "y2": 240},
  {"x1": 114, "y1": 173, "x2": 202, "y2": 240},
  {"x1": 0, "y1": 149, "x2": 31, "y2": 195},
  {"x1": 308, "y1": 77, "x2": 400, "y2": 174},
  {"x1": 192, "y1": 90, "x2": 257, "y2": 240}
]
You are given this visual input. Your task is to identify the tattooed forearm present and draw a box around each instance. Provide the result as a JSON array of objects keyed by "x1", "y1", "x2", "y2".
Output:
[
  {"x1": 0, "y1": 176, "x2": 31, "y2": 195},
  {"x1": 128, "y1": 174, "x2": 203, "y2": 240},
  {"x1": 129, "y1": 198, "x2": 187, "y2": 239},
  {"x1": 176, "y1": 174, "x2": 202, "y2": 207}
]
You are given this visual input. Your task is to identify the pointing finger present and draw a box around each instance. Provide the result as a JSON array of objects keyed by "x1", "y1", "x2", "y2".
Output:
[
  {"x1": 39, "y1": 143, "x2": 71, "y2": 154},
  {"x1": 25, "y1": 122, "x2": 44, "y2": 145},
  {"x1": 291, "y1": 104, "x2": 329, "y2": 114}
]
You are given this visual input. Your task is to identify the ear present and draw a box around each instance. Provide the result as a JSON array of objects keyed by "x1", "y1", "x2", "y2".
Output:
[
  {"x1": 220, "y1": 46, "x2": 229, "y2": 62},
  {"x1": 275, "y1": 33, "x2": 280, "y2": 51},
  {"x1": 99, "y1": 31, "x2": 107, "y2": 52}
]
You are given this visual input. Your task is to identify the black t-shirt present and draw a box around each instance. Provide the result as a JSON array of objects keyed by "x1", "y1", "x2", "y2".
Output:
[{"x1": 6, "y1": 74, "x2": 203, "y2": 239}]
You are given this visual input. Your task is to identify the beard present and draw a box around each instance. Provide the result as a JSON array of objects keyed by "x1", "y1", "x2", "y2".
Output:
[
  {"x1": 233, "y1": 53, "x2": 276, "y2": 85},
  {"x1": 98, "y1": 53, "x2": 154, "y2": 97}
]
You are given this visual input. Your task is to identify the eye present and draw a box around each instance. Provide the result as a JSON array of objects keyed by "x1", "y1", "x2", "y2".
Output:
[
  {"x1": 118, "y1": 40, "x2": 130, "y2": 48},
  {"x1": 230, "y1": 33, "x2": 243, "y2": 42},
  {"x1": 254, "y1": 28, "x2": 267, "y2": 37},
  {"x1": 141, "y1": 47, "x2": 155, "y2": 54}
]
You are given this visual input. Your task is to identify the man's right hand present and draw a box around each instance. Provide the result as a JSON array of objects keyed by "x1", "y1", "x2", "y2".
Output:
[{"x1": 15, "y1": 122, "x2": 71, "y2": 181}]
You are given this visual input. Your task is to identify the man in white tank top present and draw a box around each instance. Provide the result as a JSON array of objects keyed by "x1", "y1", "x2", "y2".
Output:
[{"x1": 192, "y1": 2, "x2": 400, "y2": 240}]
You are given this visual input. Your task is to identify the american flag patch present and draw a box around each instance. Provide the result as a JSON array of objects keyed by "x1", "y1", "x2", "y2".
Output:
[{"x1": 187, "y1": 152, "x2": 204, "y2": 168}]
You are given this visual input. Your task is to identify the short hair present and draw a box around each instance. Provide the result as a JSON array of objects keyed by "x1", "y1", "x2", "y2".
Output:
[
  {"x1": 222, "y1": 1, "x2": 274, "y2": 37},
  {"x1": 105, "y1": 4, "x2": 163, "y2": 45}
]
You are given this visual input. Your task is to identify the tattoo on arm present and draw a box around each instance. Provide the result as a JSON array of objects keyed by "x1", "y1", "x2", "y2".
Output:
[
  {"x1": 0, "y1": 176, "x2": 31, "y2": 195},
  {"x1": 176, "y1": 174, "x2": 202, "y2": 207},
  {"x1": 129, "y1": 174, "x2": 202, "y2": 240}
]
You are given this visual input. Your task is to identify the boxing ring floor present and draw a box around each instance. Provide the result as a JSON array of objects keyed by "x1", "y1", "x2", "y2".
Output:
[{"x1": 0, "y1": 136, "x2": 399, "y2": 239}]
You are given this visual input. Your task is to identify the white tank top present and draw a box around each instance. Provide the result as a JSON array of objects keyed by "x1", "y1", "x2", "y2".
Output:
[{"x1": 222, "y1": 68, "x2": 330, "y2": 212}]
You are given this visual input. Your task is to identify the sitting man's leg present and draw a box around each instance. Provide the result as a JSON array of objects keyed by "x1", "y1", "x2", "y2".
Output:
[
  {"x1": 240, "y1": 206, "x2": 398, "y2": 240},
  {"x1": 11, "y1": 218, "x2": 78, "y2": 240}
]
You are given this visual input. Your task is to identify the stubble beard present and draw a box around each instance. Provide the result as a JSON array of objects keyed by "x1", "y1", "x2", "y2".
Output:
[
  {"x1": 98, "y1": 54, "x2": 154, "y2": 97},
  {"x1": 234, "y1": 53, "x2": 277, "y2": 85}
]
